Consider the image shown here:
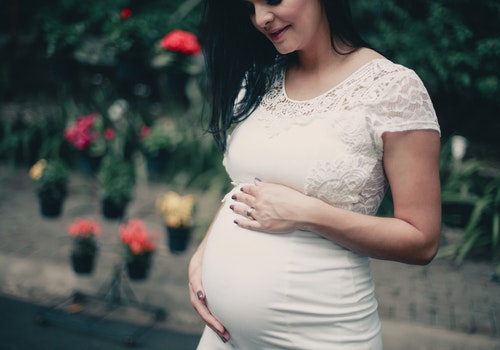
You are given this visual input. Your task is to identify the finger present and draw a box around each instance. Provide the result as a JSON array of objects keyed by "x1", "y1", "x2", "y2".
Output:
[
  {"x1": 190, "y1": 291, "x2": 227, "y2": 335},
  {"x1": 245, "y1": 207, "x2": 255, "y2": 220},
  {"x1": 195, "y1": 303, "x2": 231, "y2": 342},
  {"x1": 234, "y1": 218, "x2": 263, "y2": 231},
  {"x1": 232, "y1": 191, "x2": 255, "y2": 207},
  {"x1": 188, "y1": 283, "x2": 207, "y2": 310},
  {"x1": 230, "y1": 204, "x2": 255, "y2": 220},
  {"x1": 189, "y1": 285, "x2": 229, "y2": 340},
  {"x1": 240, "y1": 183, "x2": 260, "y2": 198},
  {"x1": 189, "y1": 281, "x2": 205, "y2": 300}
]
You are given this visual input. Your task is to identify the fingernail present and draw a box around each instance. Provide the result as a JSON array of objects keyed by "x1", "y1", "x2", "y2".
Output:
[
  {"x1": 233, "y1": 220, "x2": 238, "y2": 225},
  {"x1": 197, "y1": 291, "x2": 204, "y2": 300},
  {"x1": 217, "y1": 332, "x2": 229, "y2": 343},
  {"x1": 231, "y1": 194, "x2": 236, "y2": 200},
  {"x1": 255, "y1": 177, "x2": 262, "y2": 182},
  {"x1": 229, "y1": 205, "x2": 234, "y2": 211}
]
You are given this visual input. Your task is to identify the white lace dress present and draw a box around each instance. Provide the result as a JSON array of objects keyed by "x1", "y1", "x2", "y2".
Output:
[{"x1": 197, "y1": 58, "x2": 440, "y2": 350}]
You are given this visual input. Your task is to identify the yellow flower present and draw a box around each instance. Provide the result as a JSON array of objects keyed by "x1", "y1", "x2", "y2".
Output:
[
  {"x1": 29, "y1": 159, "x2": 47, "y2": 180},
  {"x1": 156, "y1": 191, "x2": 195, "y2": 228}
]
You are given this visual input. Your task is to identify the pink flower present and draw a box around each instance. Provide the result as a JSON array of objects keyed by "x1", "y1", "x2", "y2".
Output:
[
  {"x1": 119, "y1": 219, "x2": 158, "y2": 255},
  {"x1": 68, "y1": 218, "x2": 101, "y2": 238},
  {"x1": 64, "y1": 113, "x2": 101, "y2": 150},
  {"x1": 160, "y1": 30, "x2": 201, "y2": 55},
  {"x1": 120, "y1": 8, "x2": 132, "y2": 19},
  {"x1": 104, "y1": 128, "x2": 115, "y2": 140}
]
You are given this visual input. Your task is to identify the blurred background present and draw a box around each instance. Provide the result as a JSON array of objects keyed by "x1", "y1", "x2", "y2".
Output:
[{"x1": 0, "y1": 0, "x2": 499, "y2": 348}]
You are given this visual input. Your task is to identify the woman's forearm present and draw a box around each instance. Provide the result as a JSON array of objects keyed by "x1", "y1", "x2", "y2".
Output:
[{"x1": 296, "y1": 195, "x2": 440, "y2": 265}]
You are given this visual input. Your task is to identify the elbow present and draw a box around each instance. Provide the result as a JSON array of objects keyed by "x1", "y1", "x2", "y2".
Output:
[
  {"x1": 413, "y1": 235, "x2": 440, "y2": 266},
  {"x1": 415, "y1": 247, "x2": 438, "y2": 265}
]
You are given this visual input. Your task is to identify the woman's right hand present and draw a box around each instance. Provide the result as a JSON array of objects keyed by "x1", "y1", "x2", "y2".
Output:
[{"x1": 188, "y1": 250, "x2": 230, "y2": 343}]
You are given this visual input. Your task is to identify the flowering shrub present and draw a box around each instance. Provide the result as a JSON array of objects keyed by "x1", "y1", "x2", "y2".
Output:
[
  {"x1": 119, "y1": 219, "x2": 158, "y2": 258},
  {"x1": 64, "y1": 113, "x2": 111, "y2": 157},
  {"x1": 98, "y1": 157, "x2": 135, "y2": 205},
  {"x1": 139, "y1": 120, "x2": 181, "y2": 156},
  {"x1": 120, "y1": 8, "x2": 132, "y2": 19},
  {"x1": 104, "y1": 128, "x2": 115, "y2": 140},
  {"x1": 29, "y1": 158, "x2": 69, "y2": 199},
  {"x1": 159, "y1": 30, "x2": 201, "y2": 55},
  {"x1": 156, "y1": 191, "x2": 195, "y2": 228},
  {"x1": 150, "y1": 29, "x2": 202, "y2": 71},
  {"x1": 68, "y1": 217, "x2": 101, "y2": 256}
]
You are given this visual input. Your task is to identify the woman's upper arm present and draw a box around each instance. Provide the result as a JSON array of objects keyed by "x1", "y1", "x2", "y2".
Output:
[{"x1": 382, "y1": 129, "x2": 442, "y2": 254}]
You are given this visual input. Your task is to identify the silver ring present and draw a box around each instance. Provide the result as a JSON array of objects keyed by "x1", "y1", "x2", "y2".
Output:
[{"x1": 246, "y1": 208, "x2": 253, "y2": 218}]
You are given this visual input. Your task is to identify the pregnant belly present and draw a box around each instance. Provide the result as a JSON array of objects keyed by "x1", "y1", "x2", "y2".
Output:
[
  {"x1": 202, "y1": 204, "x2": 292, "y2": 340},
  {"x1": 201, "y1": 202, "x2": 379, "y2": 347}
]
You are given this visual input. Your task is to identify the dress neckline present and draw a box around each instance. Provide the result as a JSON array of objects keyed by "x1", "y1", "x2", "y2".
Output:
[{"x1": 282, "y1": 58, "x2": 389, "y2": 103}]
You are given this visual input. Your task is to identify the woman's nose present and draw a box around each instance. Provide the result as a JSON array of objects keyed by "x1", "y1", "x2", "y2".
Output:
[{"x1": 253, "y1": 5, "x2": 274, "y2": 29}]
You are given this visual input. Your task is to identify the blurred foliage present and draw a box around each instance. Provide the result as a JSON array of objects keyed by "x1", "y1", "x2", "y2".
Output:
[
  {"x1": 2, "y1": 0, "x2": 499, "y2": 154},
  {"x1": 439, "y1": 137, "x2": 500, "y2": 268},
  {"x1": 0, "y1": 0, "x2": 203, "y2": 100},
  {"x1": 29, "y1": 158, "x2": 69, "y2": 200},
  {"x1": 38, "y1": 0, "x2": 202, "y2": 57},
  {"x1": 98, "y1": 156, "x2": 136, "y2": 205},
  {"x1": 352, "y1": 0, "x2": 500, "y2": 155}
]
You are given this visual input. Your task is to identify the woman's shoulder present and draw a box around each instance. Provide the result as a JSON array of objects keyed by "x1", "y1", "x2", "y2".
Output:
[
  {"x1": 359, "y1": 51, "x2": 439, "y2": 135},
  {"x1": 338, "y1": 49, "x2": 416, "y2": 93},
  {"x1": 353, "y1": 47, "x2": 385, "y2": 63},
  {"x1": 347, "y1": 53, "x2": 428, "y2": 104}
]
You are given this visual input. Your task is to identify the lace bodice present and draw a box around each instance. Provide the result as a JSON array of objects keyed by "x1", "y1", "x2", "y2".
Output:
[{"x1": 223, "y1": 58, "x2": 440, "y2": 215}]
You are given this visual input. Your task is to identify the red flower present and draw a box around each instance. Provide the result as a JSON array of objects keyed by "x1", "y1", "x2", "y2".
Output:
[
  {"x1": 64, "y1": 113, "x2": 101, "y2": 150},
  {"x1": 160, "y1": 30, "x2": 201, "y2": 55},
  {"x1": 140, "y1": 125, "x2": 151, "y2": 138},
  {"x1": 119, "y1": 219, "x2": 158, "y2": 255},
  {"x1": 104, "y1": 128, "x2": 115, "y2": 140},
  {"x1": 68, "y1": 218, "x2": 101, "y2": 238},
  {"x1": 120, "y1": 8, "x2": 132, "y2": 19}
]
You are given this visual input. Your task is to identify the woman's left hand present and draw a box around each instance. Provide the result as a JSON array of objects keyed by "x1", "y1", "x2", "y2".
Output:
[{"x1": 230, "y1": 179, "x2": 309, "y2": 233}]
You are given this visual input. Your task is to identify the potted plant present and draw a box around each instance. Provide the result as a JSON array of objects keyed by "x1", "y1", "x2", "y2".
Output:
[
  {"x1": 150, "y1": 29, "x2": 203, "y2": 109},
  {"x1": 97, "y1": 157, "x2": 135, "y2": 219},
  {"x1": 29, "y1": 158, "x2": 69, "y2": 218},
  {"x1": 139, "y1": 120, "x2": 182, "y2": 178},
  {"x1": 67, "y1": 217, "x2": 101, "y2": 275},
  {"x1": 119, "y1": 218, "x2": 159, "y2": 280},
  {"x1": 64, "y1": 113, "x2": 110, "y2": 173},
  {"x1": 156, "y1": 191, "x2": 195, "y2": 253}
]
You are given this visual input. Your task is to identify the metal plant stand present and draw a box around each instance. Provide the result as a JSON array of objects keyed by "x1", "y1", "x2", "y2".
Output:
[{"x1": 35, "y1": 263, "x2": 167, "y2": 347}]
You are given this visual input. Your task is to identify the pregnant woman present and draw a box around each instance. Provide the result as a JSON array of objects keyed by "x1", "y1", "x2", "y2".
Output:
[{"x1": 189, "y1": 0, "x2": 441, "y2": 349}]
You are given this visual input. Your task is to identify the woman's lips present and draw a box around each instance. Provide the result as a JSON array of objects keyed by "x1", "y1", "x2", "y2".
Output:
[{"x1": 269, "y1": 26, "x2": 289, "y2": 41}]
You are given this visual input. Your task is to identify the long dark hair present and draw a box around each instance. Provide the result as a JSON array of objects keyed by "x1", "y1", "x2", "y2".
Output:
[{"x1": 201, "y1": 0, "x2": 367, "y2": 151}]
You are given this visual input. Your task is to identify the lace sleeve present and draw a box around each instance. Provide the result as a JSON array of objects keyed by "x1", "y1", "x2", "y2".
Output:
[{"x1": 369, "y1": 68, "x2": 440, "y2": 139}]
